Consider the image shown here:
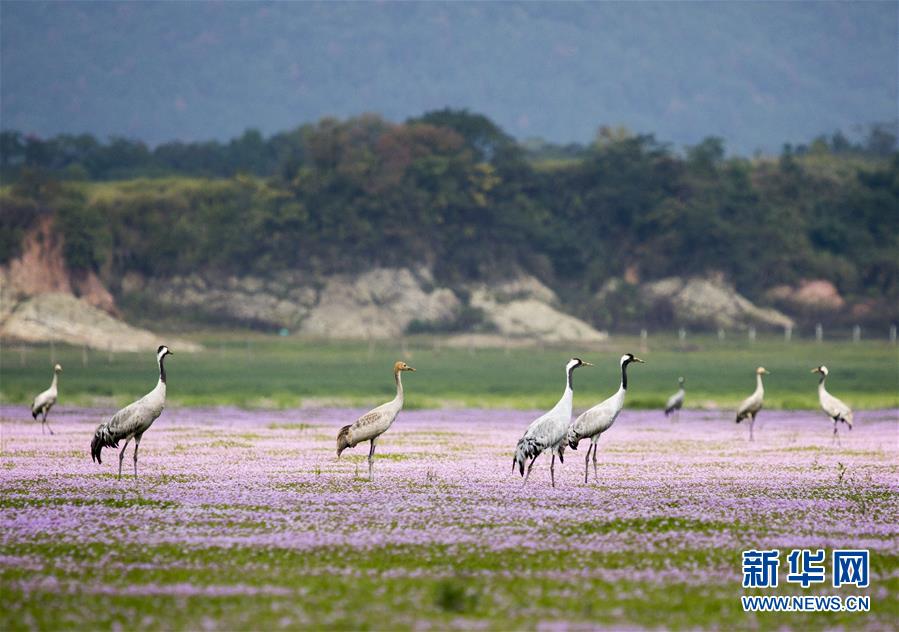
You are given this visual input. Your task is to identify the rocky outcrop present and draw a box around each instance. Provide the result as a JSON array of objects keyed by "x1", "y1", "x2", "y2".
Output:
[
  {"x1": 133, "y1": 268, "x2": 606, "y2": 342},
  {"x1": 599, "y1": 275, "x2": 794, "y2": 330},
  {"x1": 468, "y1": 277, "x2": 607, "y2": 342},
  {"x1": 302, "y1": 268, "x2": 460, "y2": 338},
  {"x1": 2, "y1": 292, "x2": 199, "y2": 352},
  {"x1": 2, "y1": 216, "x2": 117, "y2": 315},
  {"x1": 1, "y1": 219, "x2": 199, "y2": 352},
  {"x1": 766, "y1": 280, "x2": 846, "y2": 312}
]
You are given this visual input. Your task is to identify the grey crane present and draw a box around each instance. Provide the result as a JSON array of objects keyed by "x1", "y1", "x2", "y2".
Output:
[
  {"x1": 664, "y1": 376, "x2": 685, "y2": 422},
  {"x1": 567, "y1": 353, "x2": 645, "y2": 484},
  {"x1": 812, "y1": 366, "x2": 853, "y2": 444},
  {"x1": 735, "y1": 367, "x2": 768, "y2": 441},
  {"x1": 337, "y1": 361, "x2": 415, "y2": 480},
  {"x1": 31, "y1": 363, "x2": 62, "y2": 435},
  {"x1": 513, "y1": 358, "x2": 592, "y2": 487},
  {"x1": 91, "y1": 346, "x2": 172, "y2": 478}
]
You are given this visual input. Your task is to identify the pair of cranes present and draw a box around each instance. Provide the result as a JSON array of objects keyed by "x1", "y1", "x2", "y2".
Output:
[
  {"x1": 512, "y1": 354, "x2": 644, "y2": 487},
  {"x1": 27, "y1": 346, "x2": 855, "y2": 481},
  {"x1": 27, "y1": 346, "x2": 173, "y2": 478},
  {"x1": 733, "y1": 365, "x2": 853, "y2": 443}
]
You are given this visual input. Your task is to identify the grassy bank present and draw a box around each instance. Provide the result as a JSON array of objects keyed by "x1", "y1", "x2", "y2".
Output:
[{"x1": 1, "y1": 334, "x2": 896, "y2": 410}]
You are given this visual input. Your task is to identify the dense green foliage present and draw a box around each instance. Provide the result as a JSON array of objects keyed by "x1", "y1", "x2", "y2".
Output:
[{"x1": 1, "y1": 112, "x2": 897, "y2": 327}]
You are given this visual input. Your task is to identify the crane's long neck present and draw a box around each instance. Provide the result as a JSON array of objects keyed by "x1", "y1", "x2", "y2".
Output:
[
  {"x1": 817, "y1": 373, "x2": 827, "y2": 394},
  {"x1": 50, "y1": 373, "x2": 59, "y2": 390},
  {"x1": 755, "y1": 373, "x2": 764, "y2": 395},
  {"x1": 554, "y1": 366, "x2": 575, "y2": 412},
  {"x1": 394, "y1": 369, "x2": 404, "y2": 405},
  {"x1": 620, "y1": 361, "x2": 631, "y2": 391},
  {"x1": 158, "y1": 355, "x2": 167, "y2": 385}
]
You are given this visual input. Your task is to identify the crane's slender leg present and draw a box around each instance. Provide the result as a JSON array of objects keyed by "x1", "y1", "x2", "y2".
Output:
[
  {"x1": 749, "y1": 415, "x2": 755, "y2": 442},
  {"x1": 117, "y1": 437, "x2": 132, "y2": 479},
  {"x1": 40, "y1": 410, "x2": 46, "y2": 435},
  {"x1": 584, "y1": 445, "x2": 590, "y2": 484},
  {"x1": 133, "y1": 434, "x2": 142, "y2": 479},
  {"x1": 592, "y1": 442, "x2": 599, "y2": 482},
  {"x1": 43, "y1": 410, "x2": 55, "y2": 435},
  {"x1": 832, "y1": 420, "x2": 840, "y2": 446},
  {"x1": 522, "y1": 453, "x2": 540, "y2": 486},
  {"x1": 550, "y1": 453, "x2": 556, "y2": 488},
  {"x1": 368, "y1": 438, "x2": 377, "y2": 481}
]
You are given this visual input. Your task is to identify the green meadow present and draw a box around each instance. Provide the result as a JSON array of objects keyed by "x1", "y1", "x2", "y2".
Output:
[{"x1": 2, "y1": 333, "x2": 896, "y2": 410}]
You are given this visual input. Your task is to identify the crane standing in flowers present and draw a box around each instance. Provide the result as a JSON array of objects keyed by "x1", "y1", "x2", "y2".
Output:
[
  {"x1": 91, "y1": 346, "x2": 172, "y2": 478},
  {"x1": 735, "y1": 367, "x2": 768, "y2": 441},
  {"x1": 567, "y1": 353, "x2": 645, "y2": 484},
  {"x1": 513, "y1": 358, "x2": 592, "y2": 487},
  {"x1": 337, "y1": 361, "x2": 416, "y2": 481},
  {"x1": 812, "y1": 365, "x2": 853, "y2": 444},
  {"x1": 664, "y1": 376, "x2": 685, "y2": 422},
  {"x1": 31, "y1": 363, "x2": 62, "y2": 435}
]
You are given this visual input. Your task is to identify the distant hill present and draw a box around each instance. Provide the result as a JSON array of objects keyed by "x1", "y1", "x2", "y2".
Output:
[{"x1": 1, "y1": 2, "x2": 896, "y2": 154}]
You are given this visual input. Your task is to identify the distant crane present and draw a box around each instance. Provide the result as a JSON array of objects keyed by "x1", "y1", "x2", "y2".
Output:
[
  {"x1": 91, "y1": 346, "x2": 172, "y2": 478},
  {"x1": 735, "y1": 367, "x2": 768, "y2": 441},
  {"x1": 812, "y1": 366, "x2": 853, "y2": 444},
  {"x1": 31, "y1": 363, "x2": 62, "y2": 435},
  {"x1": 664, "y1": 376, "x2": 685, "y2": 422},
  {"x1": 568, "y1": 353, "x2": 645, "y2": 484},
  {"x1": 337, "y1": 361, "x2": 416, "y2": 480},
  {"x1": 513, "y1": 358, "x2": 592, "y2": 487}
]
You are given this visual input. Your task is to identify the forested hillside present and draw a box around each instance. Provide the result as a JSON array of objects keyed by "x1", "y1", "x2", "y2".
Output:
[{"x1": 2, "y1": 111, "x2": 897, "y2": 329}]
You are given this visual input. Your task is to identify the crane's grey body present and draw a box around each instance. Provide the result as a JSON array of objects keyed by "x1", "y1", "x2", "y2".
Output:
[
  {"x1": 91, "y1": 346, "x2": 171, "y2": 478},
  {"x1": 664, "y1": 377, "x2": 685, "y2": 421},
  {"x1": 513, "y1": 358, "x2": 591, "y2": 487},
  {"x1": 568, "y1": 354, "x2": 644, "y2": 483},
  {"x1": 31, "y1": 364, "x2": 62, "y2": 435},
  {"x1": 736, "y1": 367, "x2": 768, "y2": 441},
  {"x1": 337, "y1": 361, "x2": 415, "y2": 480},
  {"x1": 813, "y1": 366, "x2": 853, "y2": 444}
]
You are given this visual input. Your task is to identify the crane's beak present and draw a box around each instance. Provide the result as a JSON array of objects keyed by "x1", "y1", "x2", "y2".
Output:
[
  {"x1": 810, "y1": 368, "x2": 820, "y2": 373},
  {"x1": 406, "y1": 366, "x2": 416, "y2": 372},
  {"x1": 633, "y1": 357, "x2": 646, "y2": 363},
  {"x1": 581, "y1": 361, "x2": 594, "y2": 367}
]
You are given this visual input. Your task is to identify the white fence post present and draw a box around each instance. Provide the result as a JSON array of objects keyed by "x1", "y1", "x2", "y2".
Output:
[
  {"x1": 852, "y1": 325, "x2": 861, "y2": 343},
  {"x1": 748, "y1": 326, "x2": 756, "y2": 343},
  {"x1": 815, "y1": 323, "x2": 823, "y2": 343},
  {"x1": 784, "y1": 325, "x2": 792, "y2": 342}
]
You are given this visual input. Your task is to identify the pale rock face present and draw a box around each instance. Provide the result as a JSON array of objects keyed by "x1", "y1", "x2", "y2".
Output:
[
  {"x1": 766, "y1": 279, "x2": 845, "y2": 311},
  {"x1": 468, "y1": 274, "x2": 607, "y2": 342},
  {"x1": 2, "y1": 292, "x2": 199, "y2": 352},
  {"x1": 641, "y1": 276, "x2": 794, "y2": 329},
  {"x1": 300, "y1": 268, "x2": 460, "y2": 338}
]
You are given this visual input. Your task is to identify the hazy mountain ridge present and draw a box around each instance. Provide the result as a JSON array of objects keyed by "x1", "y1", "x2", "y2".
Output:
[{"x1": 2, "y1": 2, "x2": 895, "y2": 153}]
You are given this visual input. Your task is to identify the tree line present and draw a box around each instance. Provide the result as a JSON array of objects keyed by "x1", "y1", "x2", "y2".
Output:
[{"x1": 1, "y1": 110, "x2": 897, "y2": 328}]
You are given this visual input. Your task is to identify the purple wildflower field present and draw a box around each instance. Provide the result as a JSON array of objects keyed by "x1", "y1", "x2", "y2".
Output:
[{"x1": 1, "y1": 404, "x2": 897, "y2": 630}]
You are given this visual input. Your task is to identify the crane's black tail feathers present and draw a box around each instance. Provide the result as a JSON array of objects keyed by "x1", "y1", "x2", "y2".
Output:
[
  {"x1": 31, "y1": 408, "x2": 38, "y2": 420},
  {"x1": 513, "y1": 436, "x2": 540, "y2": 477},
  {"x1": 664, "y1": 405, "x2": 676, "y2": 416},
  {"x1": 336, "y1": 425, "x2": 352, "y2": 458},
  {"x1": 90, "y1": 422, "x2": 119, "y2": 464},
  {"x1": 567, "y1": 427, "x2": 581, "y2": 451}
]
